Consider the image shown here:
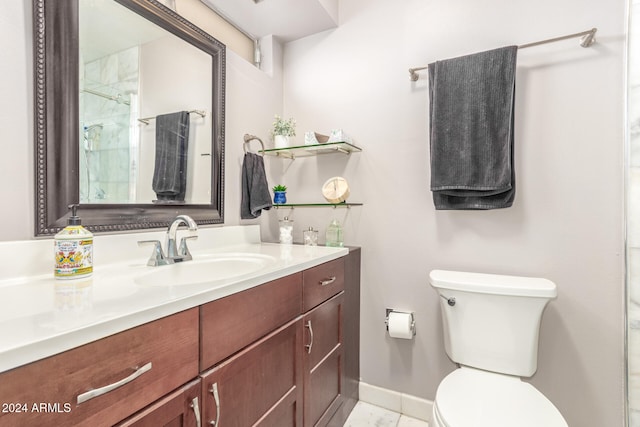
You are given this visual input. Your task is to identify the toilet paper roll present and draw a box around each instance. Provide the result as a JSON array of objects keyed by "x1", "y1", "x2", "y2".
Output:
[{"x1": 388, "y1": 311, "x2": 414, "y2": 339}]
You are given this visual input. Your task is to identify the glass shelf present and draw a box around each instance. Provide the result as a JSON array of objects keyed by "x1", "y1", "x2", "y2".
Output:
[
  {"x1": 272, "y1": 202, "x2": 363, "y2": 209},
  {"x1": 260, "y1": 141, "x2": 362, "y2": 159}
]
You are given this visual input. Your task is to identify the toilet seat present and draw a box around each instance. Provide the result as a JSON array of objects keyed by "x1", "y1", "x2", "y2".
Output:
[{"x1": 433, "y1": 368, "x2": 568, "y2": 427}]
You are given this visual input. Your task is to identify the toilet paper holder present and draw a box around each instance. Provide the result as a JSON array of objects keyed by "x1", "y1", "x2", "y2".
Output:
[{"x1": 385, "y1": 308, "x2": 416, "y2": 337}]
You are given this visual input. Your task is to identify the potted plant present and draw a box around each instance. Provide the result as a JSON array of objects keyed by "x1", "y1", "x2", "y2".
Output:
[
  {"x1": 272, "y1": 184, "x2": 287, "y2": 204},
  {"x1": 271, "y1": 115, "x2": 296, "y2": 148}
]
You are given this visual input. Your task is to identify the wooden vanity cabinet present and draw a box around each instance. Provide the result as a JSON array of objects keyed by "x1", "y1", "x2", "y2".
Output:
[
  {"x1": 302, "y1": 248, "x2": 361, "y2": 427},
  {"x1": 197, "y1": 252, "x2": 358, "y2": 427},
  {"x1": 200, "y1": 319, "x2": 304, "y2": 427},
  {"x1": 0, "y1": 249, "x2": 361, "y2": 427},
  {"x1": 300, "y1": 257, "x2": 345, "y2": 427},
  {"x1": 198, "y1": 272, "x2": 305, "y2": 426}
]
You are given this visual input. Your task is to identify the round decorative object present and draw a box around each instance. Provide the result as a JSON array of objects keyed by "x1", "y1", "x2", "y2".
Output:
[{"x1": 322, "y1": 176, "x2": 350, "y2": 203}]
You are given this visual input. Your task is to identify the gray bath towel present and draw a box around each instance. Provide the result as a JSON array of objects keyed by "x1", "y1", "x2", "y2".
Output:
[
  {"x1": 152, "y1": 111, "x2": 190, "y2": 202},
  {"x1": 241, "y1": 152, "x2": 272, "y2": 219},
  {"x1": 428, "y1": 46, "x2": 517, "y2": 209}
]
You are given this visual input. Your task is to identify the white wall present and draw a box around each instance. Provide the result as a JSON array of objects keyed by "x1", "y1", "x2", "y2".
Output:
[
  {"x1": 138, "y1": 34, "x2": 213, "y2": 204},
  {"x1": 0, "y1": 1, "x2": 33, "y2": 240},
  {"x1": 280, "y1": 0, "x2": 625, "y2": 425}
]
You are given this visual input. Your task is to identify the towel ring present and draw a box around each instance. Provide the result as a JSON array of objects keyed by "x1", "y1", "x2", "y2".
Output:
[{"x1": 243, "y1": 134, "x2": 265, "y2": 156}]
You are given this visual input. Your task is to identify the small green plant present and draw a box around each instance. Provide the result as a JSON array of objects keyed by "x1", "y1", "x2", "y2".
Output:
[
  {"x1": 272, "y1": 184, "x2": 287, "y2": 192},
  {"x1": 271, "y1": 115, "x2": 296, "y2": 137}
]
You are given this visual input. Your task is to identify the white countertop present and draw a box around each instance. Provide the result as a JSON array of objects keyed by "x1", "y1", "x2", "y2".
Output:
[{"x1": 0, "y1": 225, "x2": 348, "y2": 373}]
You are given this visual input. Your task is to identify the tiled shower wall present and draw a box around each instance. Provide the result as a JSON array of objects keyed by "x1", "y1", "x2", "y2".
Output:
[
  {"x1": 79, "y1": 47, "x2": 139, "y2": 203},
  {"x1": 629, "y1": 0, "x2": 640, "y2": 425}
]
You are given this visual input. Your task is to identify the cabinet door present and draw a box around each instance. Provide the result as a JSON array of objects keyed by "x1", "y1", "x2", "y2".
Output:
[
  {"x1": 201, "y1": 319, "x2": 303, "y2": 427},
  {"x1": 303, "y1": 292, "x2": 344, "y2": 427},
  {"x1": 0, "y1": 308, "x2": 199, "y2": 427},
  {"x1": 116, "y1": 379, "x2": 202, "y2": 427}
]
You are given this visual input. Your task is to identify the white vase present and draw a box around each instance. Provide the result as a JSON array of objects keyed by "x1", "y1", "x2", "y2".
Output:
[{"x1": 274, "y1": 135, "x2": 289, "y2": 148}]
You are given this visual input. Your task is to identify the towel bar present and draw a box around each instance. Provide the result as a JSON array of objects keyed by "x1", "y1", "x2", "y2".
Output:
[
  {"x1": 138, "y1": 109, "x2": 207, "y2": 125},
  {"x1": 409, "y1": 27, "x2": 597, "y2": 81}
]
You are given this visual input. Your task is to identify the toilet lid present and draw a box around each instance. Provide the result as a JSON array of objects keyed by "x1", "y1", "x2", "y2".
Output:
[{"x1": 434, "y1": 368, "x2": 568, "y2": 427}]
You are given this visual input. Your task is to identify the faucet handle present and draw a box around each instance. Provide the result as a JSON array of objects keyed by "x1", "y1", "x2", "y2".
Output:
[
  {"x1": 138, "y1": 240, "x2": 170, "y2": 266},
  {"x1": 178, "y1": 235, "x2": 198, "y2": 261}
]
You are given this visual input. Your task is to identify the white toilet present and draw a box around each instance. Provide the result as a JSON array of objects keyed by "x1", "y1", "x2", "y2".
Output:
[{"x1": 429, "y1": 269, "x2": 568, "y2": 427}]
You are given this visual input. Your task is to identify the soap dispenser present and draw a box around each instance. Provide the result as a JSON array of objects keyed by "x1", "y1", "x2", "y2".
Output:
[
  {"x1": 54, "y1": 204, "x2": 93, "y2": 280},
  {"x1": 325, "y1": 219, "x2": 344, "y2": 247}
]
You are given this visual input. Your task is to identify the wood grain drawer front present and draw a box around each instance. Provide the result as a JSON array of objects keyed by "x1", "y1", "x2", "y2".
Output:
[
  {"x1": 0, "y1": 308, "x2": 199, "y2": 427},
  {"x1": 302, "y1": 258, "x2": 345, "y2": 312},
  {"x1": 200, "y1": 272, "x2": 302, "y2": 371},
  {"x1": 201, "y1": 319, "x2": 304, "y2": 427}
]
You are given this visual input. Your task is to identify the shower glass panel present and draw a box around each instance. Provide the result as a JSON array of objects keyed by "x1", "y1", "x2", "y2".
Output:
[{"x1": 629, "y1": 0, "x2": 640, "y2": 425}]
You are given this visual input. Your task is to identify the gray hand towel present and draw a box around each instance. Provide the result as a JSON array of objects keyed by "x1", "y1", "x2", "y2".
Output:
[
  {"x1": 152, "y1": 111, "x2": 190, "y2": 202},
  {"x1": 241, "y1": 152, "x2": 273, "y2": 219},
  {"x1": 428, "y1": 46, "x2": 517, "y2": 209}
]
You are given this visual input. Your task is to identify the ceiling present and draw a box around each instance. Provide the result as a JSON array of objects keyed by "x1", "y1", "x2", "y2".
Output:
[{"x1": 199, "y1": 0, "x2": 339, "y2": 42}]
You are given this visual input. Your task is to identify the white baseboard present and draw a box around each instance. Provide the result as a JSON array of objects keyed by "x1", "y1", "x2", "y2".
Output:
[{"x1": 358, "y1": 381, "x2": 433, "y2": 422}]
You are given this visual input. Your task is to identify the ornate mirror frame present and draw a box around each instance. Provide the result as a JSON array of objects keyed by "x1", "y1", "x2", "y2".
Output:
[{"x1": 33, "y1": 0, "x2": 225, "y2": 236}]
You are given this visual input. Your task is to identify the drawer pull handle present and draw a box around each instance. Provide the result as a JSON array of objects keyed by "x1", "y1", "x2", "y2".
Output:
[
  {"x1": 190, "y1": 396, "x2": 202, "y2": 427},
  {"x1": 209, "y1": 382, "x2": 220, "y2": 426},
  {"x1": 305, "y1": 320, "x2": 314, "y2": 354},
  {"x1": 320, "y1": 276, "x2": 337, "y2": 286},
  {"x1": 76, "y1": 362, "x2": 152, "y2": 404}
]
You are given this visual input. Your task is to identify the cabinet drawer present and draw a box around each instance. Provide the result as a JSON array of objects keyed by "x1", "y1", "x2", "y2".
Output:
[
  {"x1": 302, "y1": 258, "x2": 345, "y2": 311},
  {"x1": 200, "y1": 273, "x2": 302, "y2": 370},
  {"x1": 0, "y1": 308, "x2": 199, "y2": 427}
]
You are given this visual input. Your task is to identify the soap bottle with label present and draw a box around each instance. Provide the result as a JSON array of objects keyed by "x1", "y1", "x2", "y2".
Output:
[
  {"x1": 325, "y1": 219, "x2": 344, "y2": 247},
  {"x1": 54, "y1": 204, "x2": 93, "y2": 280}
]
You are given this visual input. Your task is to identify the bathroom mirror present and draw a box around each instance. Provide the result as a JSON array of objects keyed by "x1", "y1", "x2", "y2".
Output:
[{"x1": 34, "y1": 0, "x2": 226, "y2": 236}]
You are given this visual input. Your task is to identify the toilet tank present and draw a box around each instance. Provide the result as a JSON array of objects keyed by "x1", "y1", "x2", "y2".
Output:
[{"x1": 429, "y1": 270, "x2": 557, "y2": 377}]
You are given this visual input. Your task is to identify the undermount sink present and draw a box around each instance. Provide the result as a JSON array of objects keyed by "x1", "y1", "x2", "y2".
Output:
[{"x1": 135, "y1": 253, "x2": 276, "y2": 287}]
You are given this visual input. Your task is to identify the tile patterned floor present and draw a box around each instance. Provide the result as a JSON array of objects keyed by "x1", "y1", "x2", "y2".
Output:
[{"x1": 343, "y1": 401, "x2": 429, "y2": 427}]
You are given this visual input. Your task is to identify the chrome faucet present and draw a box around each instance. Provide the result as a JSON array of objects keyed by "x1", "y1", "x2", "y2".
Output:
[
  {"x1": 138, "y1": 215, "x2": 198, "y2": 266},
  {"x1": 166, "y1": 215, "x2": 198, "y2": 261}
]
